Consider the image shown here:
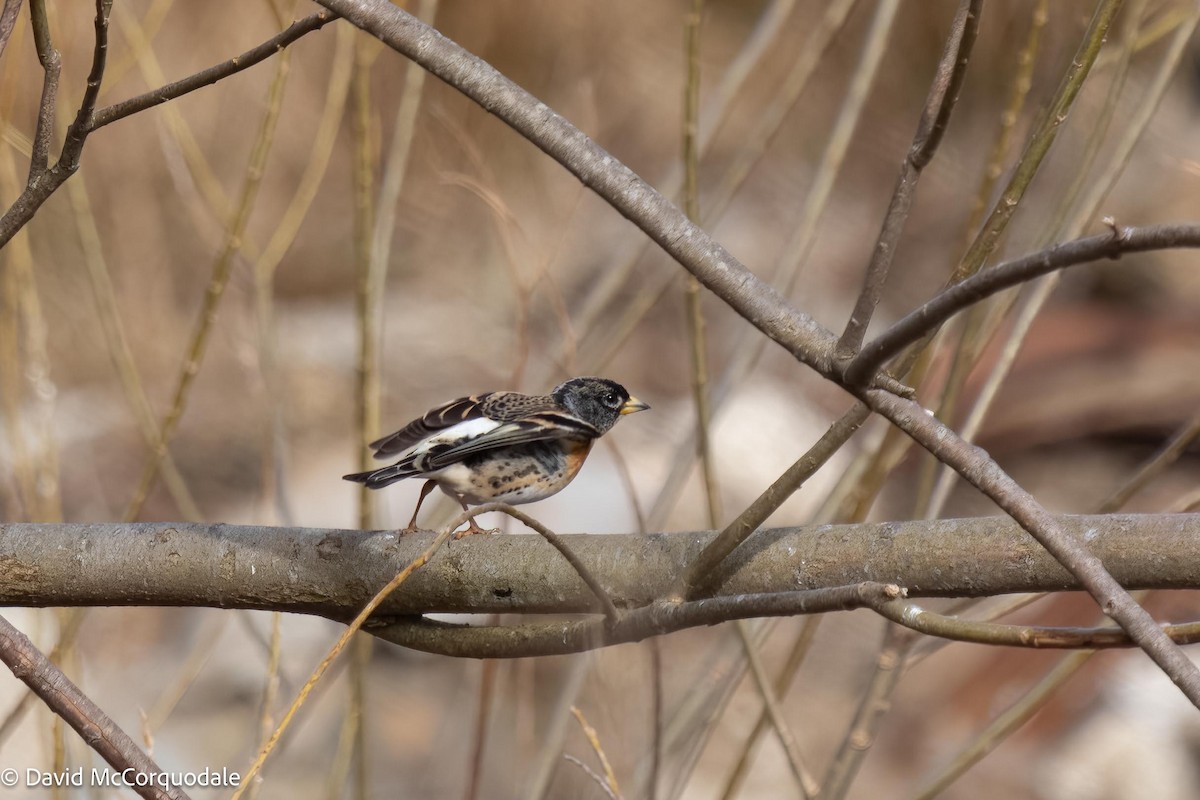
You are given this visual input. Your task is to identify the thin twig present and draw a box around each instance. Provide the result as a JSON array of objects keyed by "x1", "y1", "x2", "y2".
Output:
[
  {"x1": 0, "y1": 0, "x2": 20, "y2": 62},
  {"x1": 463, "y1": 657, "x2": 497, "y2": 800},
  {"x1": 88, "y1": 11, "x2": 336, "y2": 130},
  {"x1": 872, "y1": 597, "x2": 1200, "y2": 649},
  {"x1": 312, "y1": 0, "x2": 905, "y2": 394},
  {"x1": 820, "y1": 624, "x2": 915, "y2": 800},
  {"x1": 734, "y1": 622, "x2": 819, "y2": 798},
  {"x1": 717, "y1": 617, "x2": 822, "y2": 800},
  {"x1": 864, "y1": 387, "x2": 1200, "y2": 707},
  {"x1": 851, "y1": 223, "x2": 1200, "y2": 382},
  {"x1": 675, "y1": 404, "x2": 871, "y2": 599},
  {"x1": 562, "y1": 755, "x2": 619, "y2": 800},
  {"x1": 836, "y1": 0, "x2": 983, "y2": 361},
  {"x1": 952, "y1": 0, "x2": 1123, "y2": 285},
  {"x1": 468, "y1": 503, "x2": 621, "y2": 623},
  {"x1": 230, "y1": 504, "x2": 485, "y2": 799},
  {"x1": 0, "y1": 613, "x2": 190, "y2": 800},
  {"x1": 27, "y1": 0, "x2": 61, "y2": 180},
  {"x1": 682, "y1": 0, "x2": 722, "y2": 529},
  {"x1": 908, "y1": 651, "x2": 1092, "y2": 800},
  {"x1": 124, "y1": 40, "x2": 293, "y2": 519},
  {"x1": 570, "y1": 706, "x2": 624, "y2": 800},
  {"x1": 648, "y1": 638, "x2": 662, "y2": 800},
  {"x1": 58, "y1": 0, "x2": 114, "y2": 170},
  {"x1": 0, "y1": 8, "x2": 332, "y2": 250}
]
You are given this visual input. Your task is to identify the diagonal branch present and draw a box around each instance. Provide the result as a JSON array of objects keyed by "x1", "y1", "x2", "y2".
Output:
[
  {"x1": 0, "y1": 614, "x2": 191, "y2": 800},
  {"x1": 366, "y1": 583, "x2": 902, "y2": 659},
  {"x1": 836, "y1": 0, "x2": 983, "y2": 360},
  {"x1": 87, "y1": 10, "x2": 337, "y2": 131},
  {"x1": 0, "y1": 0, "x2": 20, "y2": 62},
  {"x1": 861, "y1": 388, "x2": 1200, "y2": 706},
  {"x1": 311, "y1": 0, "x2": 862, "y2": 385}
]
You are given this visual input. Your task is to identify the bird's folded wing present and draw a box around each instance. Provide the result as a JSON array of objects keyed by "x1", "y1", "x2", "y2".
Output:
[
  {"x1": 423, "y1": 411, "x2": 599, "y2": 470},
  {"x1": 369, "y1": 394, "x2": 494, "y2": 457}
]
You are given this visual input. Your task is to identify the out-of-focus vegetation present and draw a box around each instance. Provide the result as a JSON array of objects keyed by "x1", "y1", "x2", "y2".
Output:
[{"x1": 2, "y1": 1, "x2": 1200, "y2": 797}]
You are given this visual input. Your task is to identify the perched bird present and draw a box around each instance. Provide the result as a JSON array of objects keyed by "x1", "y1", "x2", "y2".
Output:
[{"x1": 344, "y1": 377, "x2": 649, "y2": 535}]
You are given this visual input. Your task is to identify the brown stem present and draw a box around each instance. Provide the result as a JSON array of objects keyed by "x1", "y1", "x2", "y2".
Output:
[{"x1": 836, "y1": 0, "x2": 983, "y2": 360}]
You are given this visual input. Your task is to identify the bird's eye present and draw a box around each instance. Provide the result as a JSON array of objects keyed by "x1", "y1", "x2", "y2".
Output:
[{"x1": 603, "y1": 392, "x2": 619, "y2": 407}]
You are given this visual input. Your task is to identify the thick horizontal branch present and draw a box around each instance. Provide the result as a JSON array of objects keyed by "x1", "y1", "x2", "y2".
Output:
[{"x1": 0, "y1": 516, "x2": 1195, "y2": 618}]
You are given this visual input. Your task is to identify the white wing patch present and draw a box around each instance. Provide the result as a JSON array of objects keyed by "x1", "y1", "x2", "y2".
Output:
[{"x1": 403, "y1": 417, "x2": 502, "y2": 459}]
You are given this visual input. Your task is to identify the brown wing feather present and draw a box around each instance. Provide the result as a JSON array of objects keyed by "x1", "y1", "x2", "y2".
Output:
[
  {"x1": 422, "y1": 410, "x2": 600, "y2": 470},
  {"x1": 368, "y1": 390, "x2": 559, "y2": 459}
]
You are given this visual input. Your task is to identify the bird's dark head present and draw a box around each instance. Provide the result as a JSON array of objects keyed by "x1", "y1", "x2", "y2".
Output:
[{"x1": 552, "y1": 377, "x2": 649, "y2": 433}]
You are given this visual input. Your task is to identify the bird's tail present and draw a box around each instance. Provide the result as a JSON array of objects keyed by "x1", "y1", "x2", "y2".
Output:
[{"x1": 342, "y1": 464, "x2": 413, "y2": 489}]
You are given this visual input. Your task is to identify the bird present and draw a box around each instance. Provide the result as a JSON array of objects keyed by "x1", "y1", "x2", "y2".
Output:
[{"x1": 343, "y1": 377, "x2": 649, "y2": 536}]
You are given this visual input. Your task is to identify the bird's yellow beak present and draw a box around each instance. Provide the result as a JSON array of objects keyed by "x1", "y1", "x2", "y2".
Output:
[{"x1": 620, "y1": 396, "x2": 650, "y2": 415}]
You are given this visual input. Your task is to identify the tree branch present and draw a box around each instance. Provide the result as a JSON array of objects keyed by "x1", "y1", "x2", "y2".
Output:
[
  {"x1": 846, "y1": 222, "x2": 1200, "y2": 384},
  {"x1": 836, "y1": 0, "x2": 982, "y2": 359},
  {"x1": 0, "y1": 0, "x2": 20, "y2": 62},
  {"x1": 365, "y1": 583, "x2": 902, "y2": 659},
  {"x1": 0, "y1": 614, "x2": 190, "y2": 800},
  {"x1": 861, "y1": 388, "x2": 1200, "y2": 705},
  {"x1": 873, "y1": 597, "x2": 1200, "y2": 649},
  {"x1": 87, "y1": 10, "x2": 337, "y2": 131},
  {"x1": 27, "y1": 0, "x2": 61, "y2": 180},
  {"x1": 0, "y1": 516, "x2": 1196, "y2": 619},
  {"x1": 0, "y1": 7, "x2": 334, "y2": 250},
  {"x1": 310, "y1": 0, "x2": 864, "y2": 386}
]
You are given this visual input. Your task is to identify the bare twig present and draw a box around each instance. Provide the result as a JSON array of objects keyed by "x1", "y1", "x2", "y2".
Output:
[
  {"x1": 952, "y1": 0, "x2": 1123, "y2": 285},
  {"x1": 0, "y1": 613, "x2": 190, "y2": 800},
  {"x1": 230, "y1": 503, "x2": 484, "y2": 799},
  {"x1": 0, "y1": 0, "x2": 20, "y2": 62},
  {"x1": 717, "y1": 618, "x2": 822, "y2": 800},
  {"x1": 873, "y1": 597, "x2": 1200, "y2": 649},
  {"x1": 368, "y1": 583, "x2": 903, "y2": 659},
  {"x1": 0, "y1": 8, "x2": 333, "y2": 250},
  {"x1": 563, "y1": 755, "x2": 620, "y2": 800},
  {"x1": 1100, "y1": 409, "x2": 1200, "y2": 512},
  {"x1": 675, "y1": 404, "x2": 871, "y2": 598},
  {"x1": 734, "y1": 623, "x2": 819, "y2": 798},
  {"x1": 473, "y1": 504, "x2": 621, "y2": 623},
  {"x1": 88, "y1": 11, "x2": 336, "y2": 130},
  {"x1": 310, "y1": 0, "x2": 892, "y2": 390},
  {"x1": 570, "y1": 706, "x2": 624, "y2": 800},
  {"x1": 27, "y1": 0, "x2": 61, "y2": 180},
  {"x1": 836, "y1": 0, "x2": 983, "y2": 361},
  {"x1": 124, "y1": 42, "x2": 292, "y2": 519},
  {"x1": 909, "y1": 651, "x2": 1092, "y2": 800},
  {"x1": 821, "y1": 624, "x2": 915, "y2": 800},
  {"x1": 850, "y1": 223, "x2": 1200, "y2": 381},
  {"x1": 682, "y1": 0, "x2": 722, "y2": 528}
]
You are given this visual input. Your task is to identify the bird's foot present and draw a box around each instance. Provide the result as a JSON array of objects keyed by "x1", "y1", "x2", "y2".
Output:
[{"x1": 453, "y1": 518, "x2": 499, "y2": 540}]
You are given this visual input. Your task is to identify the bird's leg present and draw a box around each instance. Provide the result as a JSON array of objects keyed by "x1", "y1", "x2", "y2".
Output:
[{"x1": 401, "y1": 480, "x2": 437, "y2": 535}]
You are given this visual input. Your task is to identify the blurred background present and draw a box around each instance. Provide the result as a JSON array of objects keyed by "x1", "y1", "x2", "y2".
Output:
[{"x1": 2, "y1": 0, "x2": 1200, "y2": 797}]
